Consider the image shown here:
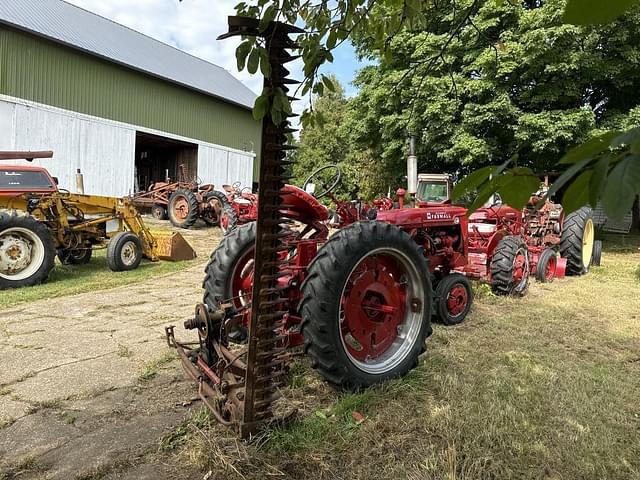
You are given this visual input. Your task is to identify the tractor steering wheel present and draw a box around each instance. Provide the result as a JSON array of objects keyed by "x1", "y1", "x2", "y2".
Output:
[{"x1": 303, "y1": 164, "x2": 342, "y2": 199}]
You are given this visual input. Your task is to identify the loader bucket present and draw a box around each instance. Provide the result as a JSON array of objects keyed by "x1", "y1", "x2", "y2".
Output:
[{"x1": 151, "y1": 231, "x2": 197, "y2": 261}]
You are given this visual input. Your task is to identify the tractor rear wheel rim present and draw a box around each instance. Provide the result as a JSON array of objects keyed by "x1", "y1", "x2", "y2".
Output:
[
  {"x1": 582, "y1": 218, "x2": 594, "y2": 267},
  {"x1": 230, "y1": 249, "x2": 254, "y2": 308},
  {"x1": 446, "y1": 284, "x2": 468, "y2": 317},
  {"x1": 544, "y1": 254, "x2": 557, "y2": 281},
  {"x1": 173, "y1": 197, "x2": 189, "y2": 220},
  {"x1": 512, "y1": 248, "x2": 530, "y2": 291},
  {"x1": 339, "y1": 248, "x2": 424, "y2": 374},
  {"x1": 120, "y1": 241, "x2": 138, "y2": 267},
  {"x1": 0, "y1": 228, "x2": 45, "y2": 280}
]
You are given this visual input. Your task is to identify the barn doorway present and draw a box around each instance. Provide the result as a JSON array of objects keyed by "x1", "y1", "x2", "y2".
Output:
[{"x1": 134, "y1": 132, "x2": 198, "y2": 192}]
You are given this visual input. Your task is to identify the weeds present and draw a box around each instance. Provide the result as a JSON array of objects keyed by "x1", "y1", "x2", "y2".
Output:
[
  {"x1": 161, "y1": 407, "x2": 212, "y2": 451},
  {"x1": 139, "y1": 350, "x2": 176, "y2": 381}
]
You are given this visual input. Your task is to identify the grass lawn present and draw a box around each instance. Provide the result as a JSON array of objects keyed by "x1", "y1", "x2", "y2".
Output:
[
  {"x1": 170, "y1": 235, "x2": 640, "y2": 480},
  {"x1": 0, "y1": 249, "x2": 199, "y2": 309}
]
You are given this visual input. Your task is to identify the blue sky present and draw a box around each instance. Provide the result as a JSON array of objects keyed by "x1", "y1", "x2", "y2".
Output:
[{"x1": 66, "y1": 0, "x2": 367, "y2": 100}]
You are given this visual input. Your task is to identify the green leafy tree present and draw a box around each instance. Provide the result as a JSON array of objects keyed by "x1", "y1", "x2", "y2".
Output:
[
  {"x1": 291, "y1": 75, "x2": 350, "y2": 191},
  {"x1": 230, "y1": 0, "x2": 640, "y2": 217},
  {"x1": 345, "y1": 0, "x2": 640, "y2": 199}
]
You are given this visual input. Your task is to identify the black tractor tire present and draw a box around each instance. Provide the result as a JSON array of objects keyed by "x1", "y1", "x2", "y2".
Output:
[
  {"x1": 107, "y1": 232, "x2": 142, "y2": 272},
  {"x1": 490, "y1": 235, "x2": 530, "y2": 296},
  {"x1": 168, "y1": 188, "x2": 199, "y2": 229},
  {"x1": 201, "y1": 190, "x2": 229, "y2": 227},
  {"x1": 535, "y1": 248, "x2": 557, "y2": 283},
  {"x1": 0, "y1": 213, "x2": 56, "y2": 290},
  {"x1": 58, "y1": 247, "x2": 93, "y2": 265},
  {"x1": 219, "y1": 202, "x2": 239, "y2": 235},
  {"x1": 559, "y1": 206, "x2": 595, "y2": 276},
  {"x1": 591, "y1": 239, "x2": 603, "y2": 267},
  {"x1": 203, "y1": 222, "x2": 256, "y2": 342},
  {"x1": 434, "y1": 273, "x2": 473, "y2": 326},
  {"x1": 299, "y1": 221, "x2": 433, "y2": 391},
  {"x1": 151, "y1": 204, "x2": 168, "y2": 221}
]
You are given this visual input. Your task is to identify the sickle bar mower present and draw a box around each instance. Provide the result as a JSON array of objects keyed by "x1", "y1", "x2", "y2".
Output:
[{"x1": 166, "y1": 17, "x2": 302, "y2": 438}]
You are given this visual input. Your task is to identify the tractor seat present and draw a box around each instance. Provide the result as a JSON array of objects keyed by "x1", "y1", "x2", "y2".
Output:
[{"x1": 281, "y1": 185, "x2": 329, "y2": 222}]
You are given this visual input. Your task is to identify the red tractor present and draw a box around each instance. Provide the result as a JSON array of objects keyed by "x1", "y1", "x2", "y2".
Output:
[
  {"x1": 219, "y1": 182, "x2": 257, "y2": 233},
  {"x1": 132, "y1": 165, "x2": 230, "y2": 229}
]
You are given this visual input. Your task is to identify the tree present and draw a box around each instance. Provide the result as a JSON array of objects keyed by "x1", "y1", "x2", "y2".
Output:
[
  {"x1": 231, "y1": 0, "x2": 640, "y2": 217},
  {"x1": 343, "y1": 0, "x2": 640, "y2": 199},
  {"x1": 291, "y1": 75, "x2": 350, "y2": 191}
]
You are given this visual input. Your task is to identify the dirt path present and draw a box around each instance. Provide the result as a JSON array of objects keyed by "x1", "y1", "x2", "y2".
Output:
[{"x1": 0, "y1": 222, "x2": 220, "y2": 479}]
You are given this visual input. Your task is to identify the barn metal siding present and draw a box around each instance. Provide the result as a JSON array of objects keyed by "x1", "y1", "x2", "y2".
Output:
[
  {"x1": 198, "y1": 146, "x2": 253, "y2": 191},
  {"x1": 0, "y1": 27, "x2": 262, "y2": 171},
  {"x1": 2, "y1": 99, "x2": 137, "y2": 197}
]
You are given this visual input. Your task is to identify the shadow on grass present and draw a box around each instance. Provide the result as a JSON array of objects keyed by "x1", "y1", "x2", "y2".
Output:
[{"x1": 0, "y1": 249, "x2": 198, "y2": 309}]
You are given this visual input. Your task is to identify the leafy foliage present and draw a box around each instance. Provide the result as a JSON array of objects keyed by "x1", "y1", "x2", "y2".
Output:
[{"x1": 231, "y1": 0, "x2": 640, "y2": 217}]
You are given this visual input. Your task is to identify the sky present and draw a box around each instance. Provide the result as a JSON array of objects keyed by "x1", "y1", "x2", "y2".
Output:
[{"x1": 65, "y1": 0, "x2": 367, "y2": 100}]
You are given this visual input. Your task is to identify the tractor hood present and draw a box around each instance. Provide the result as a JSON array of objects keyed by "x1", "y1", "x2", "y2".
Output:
[
  {"x1": 469, "y1": 205, "x2": 522, "y2": 223},
  {"x1": 377, "y1": 205, "x2": 468, "y2": 228}
]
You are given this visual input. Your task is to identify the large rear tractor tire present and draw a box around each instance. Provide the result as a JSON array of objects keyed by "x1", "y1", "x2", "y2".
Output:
[
  {"x1": 168, "y1": 188, "x2": 199, "y2": 229},
  {"x1": 202, "y1": 222, "x2": 256, "y2": 342},
  {"x1": 534, "y1": 248, "x2": 557, "y2": 283},
  {"x1": 490, "y1": 235, "x2": 530, "y2": 296},
  {"x1": 559, "y1": 206, "x2": 595, "y2": 275},
  {"x1": 300, "y1": 221, "x2": 433, "y2": 391},
  {"x1": 107, "y1": 232, "x2": 142, "y2": 272},
  {"x1": 219, "y1": 202, "x2": 239, "y2": 235},
  {"x1": 434, "y1": 273, "x2": 473, "y2": 325},
  {"x1": 0, "y1": 213, "x2": 56, "y2": 290},
  {"x1": 201, "y1": 190, "x2": 228, "y2": 227}
]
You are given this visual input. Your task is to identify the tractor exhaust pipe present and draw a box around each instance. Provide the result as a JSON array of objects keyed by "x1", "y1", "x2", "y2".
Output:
[{"x1": 407, "y1": 133, "x2": 417, "y2": 207}]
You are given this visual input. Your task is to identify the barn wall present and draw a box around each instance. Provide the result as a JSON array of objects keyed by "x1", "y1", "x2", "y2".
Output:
[
  {"x1": 198, "y1": 146, "x2": 254, "y2": 190},
  {"x1": 0, "y1": 96, "x2": 255, "y2": 197},
  {"x1": 0, "y1": 26, "x2": 262, "y2": 178}
]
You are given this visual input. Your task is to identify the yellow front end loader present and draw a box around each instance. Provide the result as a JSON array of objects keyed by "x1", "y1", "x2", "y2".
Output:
[{"x1": 0, "y1": 151, "x2": 196, "y2": 290}]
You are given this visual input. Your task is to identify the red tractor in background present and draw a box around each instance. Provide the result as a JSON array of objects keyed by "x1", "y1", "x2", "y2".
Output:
[
  {"x1": 218, "y1": 182, "x2": 257, "y2": 233},
  {"x1": 132, "y1": 165, "x2": 230, "y2": 229}
]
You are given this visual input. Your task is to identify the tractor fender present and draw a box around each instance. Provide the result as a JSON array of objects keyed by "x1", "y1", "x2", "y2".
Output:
[{"x1": 485, "y1": 229, "x2": 509, "y2": 260}]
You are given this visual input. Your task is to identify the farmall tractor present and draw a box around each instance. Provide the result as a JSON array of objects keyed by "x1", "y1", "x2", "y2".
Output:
[
  {"x1": 165, "y1": 17, "x2": 477, "y2": 438},
  {"x1": 132, "y1": 165, "x2": 231, "y2": 229}
]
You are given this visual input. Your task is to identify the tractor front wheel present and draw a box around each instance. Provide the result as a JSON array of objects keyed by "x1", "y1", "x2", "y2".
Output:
[
  {"x1": 58, "y1": 247, "x2": 93, "y2": 265},
  {"x1": 535, "y1": 248, "x2": 557, "y2": 283},
  {"x1": 592, "y1": 240, "x2": 602, "y2": 267},
  {"x1": 490, "y1": 235, "x2": 530, "y2": 296},
  {"x1": 435, "y1": 273, "x2": 473, "y2": 325},
  {"x1": 107, "y1": 232, "x2": 142, "y2": 272},
  {"x1": 300, "y1": 221, "x2": 433, "y2": 390},
  {"x1": 168, "y1": 188, "x2": 199, "y2": 229},
  {"x1": 151, "y1": 204, "x2": 168, "y2": 221},
  {"x1": 0, "y1": 213, "x2": 56, "y2": 290},
  {"x1": 560, "y1": 206, "x2": 595, "y2": 275}
]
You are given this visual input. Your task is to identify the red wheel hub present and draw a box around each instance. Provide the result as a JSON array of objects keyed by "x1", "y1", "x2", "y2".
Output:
[
  {"x1": 340, "y1": 255, "x2": 408, "y2": 362},
  {"x1": 230, "y1": 251, "x2": 254, "y2": 308},
  {"x1": 446, "y1": 284, "x2": 468, "y2": 316},
  {"x1": 513, "y1": 251, "x2": 527, "y2": 283},
  {"x1": 221, "y1": 212, "x2": 229, "y2": 230},
  {"x1": 173, "y1": 197, "x2": 189, "y2": 220}
]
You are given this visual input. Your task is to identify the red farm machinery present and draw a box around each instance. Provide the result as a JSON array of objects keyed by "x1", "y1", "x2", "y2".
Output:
[
  {"x1": 165, "y1": 17, "x2": 477, "y2": 438},
  {"x1": 132, "y1": 165, "x2": 232, "y2": 229},
  {"x1": 165, "y1": 17, "x2": 600, "y2": 439}
]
